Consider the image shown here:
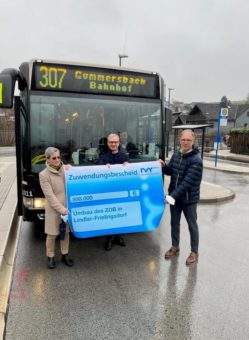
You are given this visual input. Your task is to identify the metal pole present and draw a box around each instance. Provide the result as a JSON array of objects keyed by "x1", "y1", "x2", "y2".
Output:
[
  {"x1": 214, "y1": 106, "x2": 221, "y2": 167},
  {"x1": 173, "y1": 129, "x2": 177, "y2": 153},
  {"x1": 201, "y1": 127, "x2": 205, "y2": 159},
  {"x1": 14, "y1": 96, "x2": 23, "y2": 216},
  {"x1": 168, "y1": 88, "x2": 174, "y2": 108},
  {"x1": 166, "y1": 131, "x2": 170, "y2": 158},
  {"x1": 167, "y1": 88, "x2": 174, "y2": 158}
]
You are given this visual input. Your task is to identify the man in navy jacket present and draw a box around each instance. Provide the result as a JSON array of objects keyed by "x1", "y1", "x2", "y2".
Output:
[
  {"x1": 99, "y1": 133, "x2": 129, "y2": 251},
  {"x1": 161, "y1": 129, "x2": 203, "y2": 265}
]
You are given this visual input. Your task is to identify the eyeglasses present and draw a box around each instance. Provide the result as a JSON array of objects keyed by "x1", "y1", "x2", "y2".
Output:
[
  {"x1": 181, "y1": 139, "x2": 193, "y2": 142},
  {"x1": 51, "y1": 156, "x2": 61, "y2": 160},
  {"x1": 108, "y1": 141, "x2": 119, "y2": 144}
]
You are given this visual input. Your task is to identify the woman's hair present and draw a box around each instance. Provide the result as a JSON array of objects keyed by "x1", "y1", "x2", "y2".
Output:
[{"x1": 45, "y1": 147, "x2": 60, "y2": 159}]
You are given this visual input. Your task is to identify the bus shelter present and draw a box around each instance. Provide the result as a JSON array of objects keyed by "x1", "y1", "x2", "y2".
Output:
[{"x1": 172, "y1": 124, "x2": 213, "y2": 159}]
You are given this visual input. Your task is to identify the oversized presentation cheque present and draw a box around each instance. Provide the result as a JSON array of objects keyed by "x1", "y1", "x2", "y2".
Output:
[{"x1": 65, "y1": 161, "x2": 165, "y2": 238}]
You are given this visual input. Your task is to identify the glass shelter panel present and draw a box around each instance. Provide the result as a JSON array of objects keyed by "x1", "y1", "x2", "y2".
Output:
[{"x1": 30, "y1": 93, "x2": 162, "y2": 172}]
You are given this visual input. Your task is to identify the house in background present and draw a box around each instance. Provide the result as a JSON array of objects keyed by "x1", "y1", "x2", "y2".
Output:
[
  {"x1": 233, "y1": 104, "x2": 249, "y2": 128},
  {"x1": 180, "y1": 102, "x2": 249, "y2": 132},
  {"x1": 169, "y1": 102, "x2": 249, "y2": 151},
  {"x1": 172, "y1": 111, "x2": 187, "y2": 126}
]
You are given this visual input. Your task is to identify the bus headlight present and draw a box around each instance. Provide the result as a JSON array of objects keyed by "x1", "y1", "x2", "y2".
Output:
[
  {"x1": 34, "y1": 198, "x2": 46, "y2": 209},
  {"x1": 23, "y1": 197, "x2": 45, "y2": 209}
]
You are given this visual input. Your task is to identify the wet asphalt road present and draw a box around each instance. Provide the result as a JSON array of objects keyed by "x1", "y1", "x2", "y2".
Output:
[{"x1": 4, "y1": 169, "x2": 249, "y2": 340}]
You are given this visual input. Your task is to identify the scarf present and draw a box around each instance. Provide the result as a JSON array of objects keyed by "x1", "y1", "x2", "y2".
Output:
[{"x1": 46, "y1": 161, "x2": 63, "y2": 173}]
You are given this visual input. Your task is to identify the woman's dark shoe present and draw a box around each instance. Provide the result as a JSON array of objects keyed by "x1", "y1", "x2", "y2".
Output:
[
  {"x1": 61, "y1": 254, "x2": 74, "y2": 267},
  {"x1": 114, "y1": 236, "x2": 126, "y2": 247},
  {"x1": 47, "y1": 257, "x2": 56, "y2": 269},
  {"x1": 105, "y1": 240, "x2": 112, "y2": 251}
]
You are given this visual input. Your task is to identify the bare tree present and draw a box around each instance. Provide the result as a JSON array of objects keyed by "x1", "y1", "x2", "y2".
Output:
[
  {"x1": 220, "y1": 95, "x2": 231, "y2": 107},
  {"x1": 0, "y1": 108, "x2": 15, "y2": 146}
]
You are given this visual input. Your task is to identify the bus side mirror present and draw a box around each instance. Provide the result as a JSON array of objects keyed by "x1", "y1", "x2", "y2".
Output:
[
  {"x1": 0, "y1": 74, "x2": 15, "y2": 108},
  {"x1": 0, "y1": 69, "x2": 19, "y2": 108}
]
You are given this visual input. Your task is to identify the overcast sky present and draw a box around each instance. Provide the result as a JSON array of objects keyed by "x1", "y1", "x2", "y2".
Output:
[{"x1": 1, "y1": 0, "x2": 249, "y2": 103}]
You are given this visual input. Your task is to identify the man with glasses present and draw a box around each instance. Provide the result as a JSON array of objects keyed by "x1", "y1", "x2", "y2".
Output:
[
  {"x1": 99, "y1": 133, "x2": 129, "y2": 251},
  {"x1": 161, "y1": 130, "x2": 203, "y2": 265}
]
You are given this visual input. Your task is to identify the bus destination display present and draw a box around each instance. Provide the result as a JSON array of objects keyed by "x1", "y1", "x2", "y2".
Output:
[{"x1": 32, "y1": 63, "x2": 159, "y2": 98}]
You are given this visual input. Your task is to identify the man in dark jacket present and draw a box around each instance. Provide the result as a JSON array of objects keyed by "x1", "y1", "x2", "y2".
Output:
[
  {"x1": 99, "y1": 133, "x2": 129, "y2": 251},
  {"x1": 120, "y1": 131, "x2": 139, "y2": 158},
  {"x1": 161, "y1": 129, "x2": 203, "y2": 265}
]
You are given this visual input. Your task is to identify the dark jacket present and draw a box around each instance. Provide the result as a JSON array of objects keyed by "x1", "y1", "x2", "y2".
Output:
[
  {"x1": 162, "y1": 145, "x2": 203, "y2": 204},
  {"x1": 120, "y1": 142, "x2": 139, "y2": 158},
  {"x1": 99, "y1": 150, "x2": 129, "y2": 165}
]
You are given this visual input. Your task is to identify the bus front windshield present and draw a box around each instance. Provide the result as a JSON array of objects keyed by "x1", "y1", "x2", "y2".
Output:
[{"x1": 30, "y1": 93, "x2": 162, "y2": 172}]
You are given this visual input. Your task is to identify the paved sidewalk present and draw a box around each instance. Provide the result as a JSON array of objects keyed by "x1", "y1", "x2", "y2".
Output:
[
  {"x1": 0, "y1": 155, "x2": 17, "y2": 264},
  {"x1": 204, "y1": 159, "x2": 249, "y2": 174},
  {"x1": 0, "y1": 147, "x2": 16, "y2": 157},
  {"x1": 0, "y1": 157, "x2": 16, "y2": 209},
  {"x1": 0, "y1": 155, "x2": 18, "y2": 339},
  {"x1": 203, "y1": 149, "x2": 249, "y2": 174},
  {"x1": 205, "y1": 149, "x2": 249, "y2": 164}
]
